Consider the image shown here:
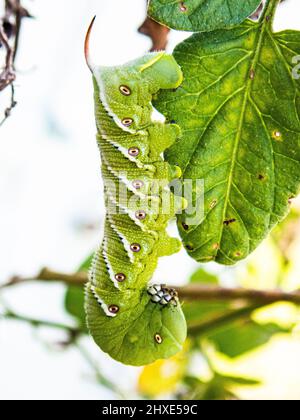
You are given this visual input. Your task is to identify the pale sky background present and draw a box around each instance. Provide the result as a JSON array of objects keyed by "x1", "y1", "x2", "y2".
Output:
[{"x1": 0, "y1": 0, "x2": 299, "y2": 400}]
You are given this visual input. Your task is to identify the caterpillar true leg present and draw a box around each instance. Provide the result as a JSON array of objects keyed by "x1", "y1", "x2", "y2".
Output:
[{"x1": 84, "y1": 18, "x2": 187, "y2": 366}]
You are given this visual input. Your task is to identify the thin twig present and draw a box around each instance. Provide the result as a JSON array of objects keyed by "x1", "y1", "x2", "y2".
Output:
[
  {"x1": 2, "y1": 309, "x2": 82, "y2": 337},
  {"x1": 0, "y1": 83, "x2": 16, "y2": 126},
  {"x1": 75, "y1": 341, "x2": 126, "y2": 398},
  {"x1": 0, "y1": 267, "x2": 88, "y2": 289},
  {"x1": 0, "y1": 0, "x2": 31, "y2": 124}
]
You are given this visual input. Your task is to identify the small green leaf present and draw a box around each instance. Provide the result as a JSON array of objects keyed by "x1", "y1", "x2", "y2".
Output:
[
  {"x1": 215, "y1": 373, "x2": 261, "y2": 386},
  {"x1": 208, "y1": 320, "x2": 290, "y2": 358},
  {"x1": 64, "y1": 253, "x2": 94, "y2": 328},
  {"x1": 184, "y1": 301, "x2": 230, "y2": 324},
  {"x1": 189, "y1": 267, "x2": 219, "y2": 284},
  {"x1": 155, "y1": 11, "x2": 300, "y2": 265},
  {"x1": 65, "y1": 286, "x2": 86, "y2": 328},
  {"x1": 78, "y1": 254, "x2": 94, "y2": 272},
  {"x1": 182, "y1": 373, "x2": 258, "y2": 400},
  {"x1": 148, "y1": 0, "x2": 261, "y2": 32}
]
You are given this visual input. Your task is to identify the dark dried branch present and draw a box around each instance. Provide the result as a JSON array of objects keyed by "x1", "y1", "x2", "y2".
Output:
[
  {"x1": 138, "y1": 17, "x2": 170, "y2": 52},
  {"x1": 0, "y1": 0, "x2": 31, "y2": 124},
  {"x1": 139, "y1": 0, "x2": 170, "y2": 51}
]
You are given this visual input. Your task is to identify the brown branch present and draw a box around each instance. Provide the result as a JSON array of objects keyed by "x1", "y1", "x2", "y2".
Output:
[
  {"x1": 0, "y1": 267, "x2": 88, "y2": 289},
  {"x1": 2, "y1": 268, "x2": 300, "y2": 306},
  {"x1": 178, "y1": 285, "x2": 300, "y2": 305}
]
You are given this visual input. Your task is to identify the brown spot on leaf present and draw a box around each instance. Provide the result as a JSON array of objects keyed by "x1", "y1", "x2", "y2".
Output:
[
  {"x1": 182, "y1": 222, "x2": 189, "y2": 231},
  {"x1": 223, "y1": 218, "x2": 236, "y2": 226}
]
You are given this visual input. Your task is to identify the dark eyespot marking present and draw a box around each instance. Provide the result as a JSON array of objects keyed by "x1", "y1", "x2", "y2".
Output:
[
  {"x1": 130, "y1": 243, "x2": 141, "y2": 253},
  {"x1": 154, "y1": 333, "x2": 163, "y2": 344},
  {"x1": 108, "y1": 305, "x2": 119, "y2": 314},
  {"x1": 122, "y1": 118, "x2": 133, "y2": 127},
  {"x1": 186, "y1": 244, "x2": 194, "y2": 251},
  {"x1": 135, "y1": 210, "x2": 146, "y2": 220},
  {"x1": 223, "y1": 218, "x2": 236, "y2": 226},
  {"x1": 258, "y1": 174, "x2": 265, "y2": 181},
  {"x1": 119, "y1": 85, "x2": 131, "y2": 96},
  {"x1": 115, "y1": 273, "x2": 126, "y2": 282},
  {"x1": 132, "y1": 180, "x2": 144, "y2": 190},
  {"x1": 128, "y1": 147, "x2": 140, "y2": 157}
]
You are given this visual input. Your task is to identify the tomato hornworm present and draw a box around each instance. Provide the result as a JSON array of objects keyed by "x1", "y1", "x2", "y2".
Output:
[{"x1": 84, "y1": 18, "x2": 187, "y2": 366}]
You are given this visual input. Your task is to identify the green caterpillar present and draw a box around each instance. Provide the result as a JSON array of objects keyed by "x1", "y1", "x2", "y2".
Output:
[{"x1": 84, "y1": 18, "x2": 187, "y2": 366}]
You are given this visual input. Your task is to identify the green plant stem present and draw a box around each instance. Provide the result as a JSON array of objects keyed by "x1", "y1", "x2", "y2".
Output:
[
  {"x1": 2, "y1": 308, "x2": 124, "y2": 397},
  {"x1": 75, "y1": 341, "x2": 126, "y2": 398},
  {"x1": 2, "y1": 310, "x2": 82, "y2": 336},
  {"x1": 262, "y1": 0, "x2": 281, "y2": 27}
]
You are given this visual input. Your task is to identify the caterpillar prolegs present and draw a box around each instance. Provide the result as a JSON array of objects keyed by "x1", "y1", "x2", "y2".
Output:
[{"x1": 84, "y1": 19, "x2": 187, "y2": 366}]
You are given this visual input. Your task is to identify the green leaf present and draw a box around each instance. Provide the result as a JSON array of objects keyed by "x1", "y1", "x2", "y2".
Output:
[
  {"x1": 64, "y1": 253, "x2": 93, "y2": 328},
  {"x1": 148, "y1": 0, "x2": 261, "y2": 32},
  {"x1": 215, "y1": 373, "x2": 261, "y2": 386},
  {"x1": 155, "y1": 9, "x2": 300, "y2": 265},
  {"x1": 184, "y1": 301, "x2": 230, "y2": 324},
  {"x1": 208, "y1": 320, "x2": 290, "y2": 358},
  {"x1": 189, "y1": 267, "x2": 219, "y2": 284},
  {"x1": 77, "y1": 254, "x2": 94, "y2": 272},
  {"x1": 182, "y1": 373, "x2": 259, "y2": 400},
  {"x1": 65, "y1": 286, "x2": 86, "y2": 328}
]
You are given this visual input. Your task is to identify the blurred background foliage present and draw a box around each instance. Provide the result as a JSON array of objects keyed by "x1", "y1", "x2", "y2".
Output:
[
  {"x1": 60, "y1": 206, "x2": 300, "y2": 400},
  {"x1": 1, "y1": 0, "x2": 300, "y2": 400}
]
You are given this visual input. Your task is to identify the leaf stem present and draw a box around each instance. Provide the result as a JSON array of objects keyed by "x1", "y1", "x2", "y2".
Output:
[{"x1": 261, "y1": 0, "x2": 281, "y2": 27}]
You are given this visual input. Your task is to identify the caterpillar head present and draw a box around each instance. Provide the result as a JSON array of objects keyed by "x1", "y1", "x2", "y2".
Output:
[{"x1": 85, "y1": 18, "x2": 183, "y2": 132}]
